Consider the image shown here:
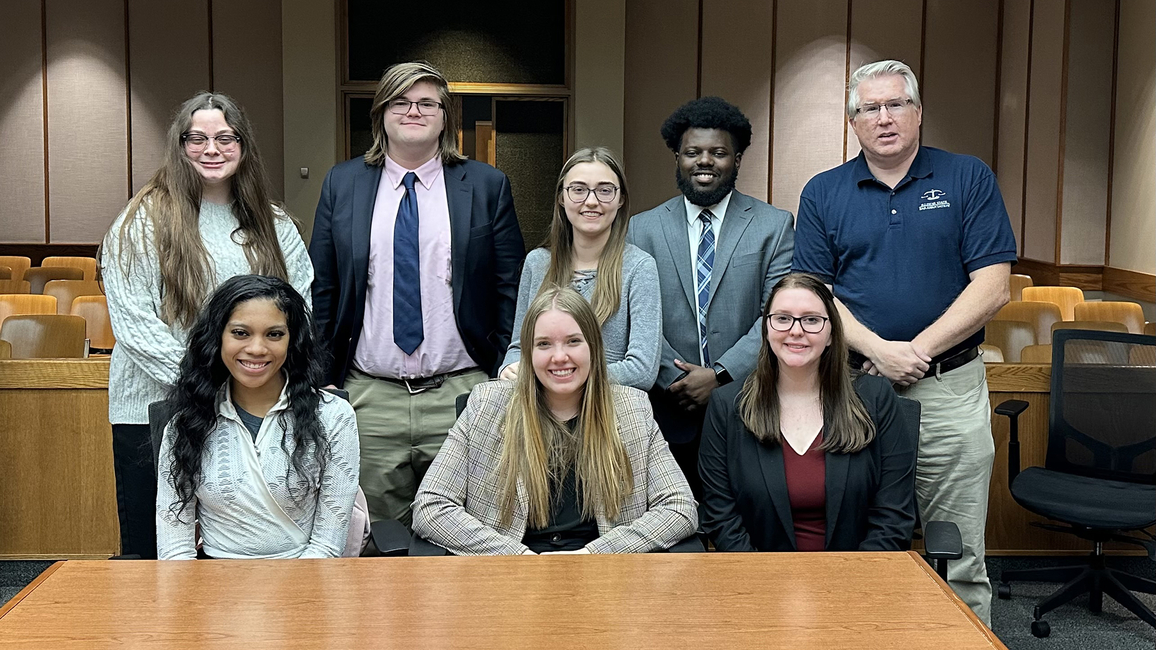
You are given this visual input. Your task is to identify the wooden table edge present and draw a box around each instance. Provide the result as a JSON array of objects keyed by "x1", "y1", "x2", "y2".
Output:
[
  {"x1": 0, "y1": 561, "x2": 63, "y2": 620},
  {"x1": 907, "y1": 551, "x2": 1008, "y2": 650}
]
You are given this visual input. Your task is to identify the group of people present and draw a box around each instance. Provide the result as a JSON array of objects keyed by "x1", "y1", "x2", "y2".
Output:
[{"x1": 99, "y1": 58, "x2": 1016, "y2": 624}]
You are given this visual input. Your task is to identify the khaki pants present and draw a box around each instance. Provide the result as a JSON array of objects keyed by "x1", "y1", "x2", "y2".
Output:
[
  {"x1": 897, "y1": 355, "x2": 995, "y2": 625},
  {"x1": 345, "y1": 368, "x2": 488, "y2": 527}
]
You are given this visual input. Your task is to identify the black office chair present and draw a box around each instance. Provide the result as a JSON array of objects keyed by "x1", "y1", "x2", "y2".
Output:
[{"x1": 995, "y1": 329, "x2": 1156, "y2": 638}]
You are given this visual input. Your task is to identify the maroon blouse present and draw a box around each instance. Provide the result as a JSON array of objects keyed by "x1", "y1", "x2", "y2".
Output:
[{"x1": 781, "y1": 431, "x2": 826, "y2": 551}]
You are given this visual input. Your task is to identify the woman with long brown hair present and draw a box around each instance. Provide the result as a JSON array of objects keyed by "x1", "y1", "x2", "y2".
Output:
[
  {"x1": 699, "y1": 273, "x2": 917, "y2": 552},
  {"x1": 101, "y1": 92, "x2": 314, "y2": 558},
  {"x1": 412, "y1": 286, "x2": 695, "y2": 555},
  {"x1": 498, "y1": 147, "x2": 661, "y2": 391}
]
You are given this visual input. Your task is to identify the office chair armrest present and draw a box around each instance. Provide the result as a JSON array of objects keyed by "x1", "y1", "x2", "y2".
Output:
[
  {"x1": 664, "y1": 535, "x2": 706, "y2": 553},
  {"x1": 922, "y1": 520, "x2": 963, "y2": 582},
  {"x1": 408, "y1": 534, "x2": 451, "y2": 556},
  {"x1": 369, "y1": 519, "x2": 410, "y2": 557},
  {"x1": 995, "y1": 399, "x2": 1029, "y2": 483}
]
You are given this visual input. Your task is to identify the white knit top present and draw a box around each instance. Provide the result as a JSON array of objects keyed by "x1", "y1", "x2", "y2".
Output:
[
  {"x1": 101, "y1": 201, "x2": 314, "y2": 424},
  {"x1": 156, "y1": 383, "x2": 360, "y2": 560}
]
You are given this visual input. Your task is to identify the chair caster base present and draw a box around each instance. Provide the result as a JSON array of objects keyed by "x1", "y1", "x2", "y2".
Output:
[
  {"x1": 1031, "y1": 620, "x2": 1051, "y2": 638},
  {"x1": 997, "y1": 583, "x2": 1011, "y2": 599}
]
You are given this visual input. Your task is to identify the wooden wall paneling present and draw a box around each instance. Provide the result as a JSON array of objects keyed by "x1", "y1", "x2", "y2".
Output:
[
  {"x1": 1020, "y1": 0, "x2": 1065, "y2": 263},
  {"x1": 700, "y1": 0, "x2": 773, "y2": 202},
  {"x1": 845, "y1": 0, "x2": 923, "y2": 162},
  {"x1": 1058, "y1": 0, "x2": 1113, "y2": 266},
  {"x1": 1102, "y1": 266, "x2": 1156, "y2": 302},
  {"x1": 0, "y1": 1, "x2": 47, "y2": 244},
  {"x1": 45, "y1": 0, "x2": 129, "y2": 244},
  {"x1": 770, "y1": 0, "x2": 848, "y2": 217},
  {"x1": 623, "y1": 0, "x2": 698, "y2": 214},
  {"x1": 127, "y1": 0, "x2": 211, "y2": 194},
  {"x1": 921, "y1": 0, "x2": 1000, "y2": 167},
  {"x1": 1108, "y1": 0, "x2": 1156, "y2": 276},
  {"x1": 996, "y1": 0, "x2": 1032, "y2": 254},
  {"x1": 211, "y1": 0, "x2": 285, "y2": 199}
]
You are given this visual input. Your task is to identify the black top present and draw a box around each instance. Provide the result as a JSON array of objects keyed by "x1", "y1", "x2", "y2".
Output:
[
  {"x1": 233, "y1": 401, "x2": 263, "y2": 443},
  {"x1": 522, "y1": 418, "x2": 600, "y2": 553}
]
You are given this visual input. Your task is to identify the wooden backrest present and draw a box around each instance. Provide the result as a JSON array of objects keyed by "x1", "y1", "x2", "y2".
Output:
[
  {"x1": 1020, "y1": 286, "x2": 1084, "y2": 320},
  {"x1": 993, "y1": 301, "x2": 1062, "y2": 345},
  {"x1": 984, "y1": 319, "x2": 1037, "y2": 362},
  {"x1": 0, "y1": 256, "x2": 31, "y2": 283},
  {"x1": 44, "y1": 280, "x2": 104, "y2": 314},
  {"x1": 0, "y1": 339, "x2": 10, "y2": 359},
  {"x1": 0, "y1": 314, "x2": 87, "y2": 358},
  {"x1": 1050, "y1": 320, "x2": 1128, "y2": 335},
  {"x1": 1072, "y1": 301, "x2": 1146, "y2": 334},
  {"x1": 1146, "y1": 322, "x2": 1155, "y2": 336},
  {"x1": 40, "y1": 256, "x2": 98, "y2": 281},
  {"x1": 0, "y1": 265, "x2": 10, "y2": 280},
  {"x1": 0, "y1": 294, "x2": 58, "y2": 328},
  {"x1": 0, "y1": 280, "x2": 30, "y2": 294},
  {"x1": 979, "y1": 344, "x2": 1004, "y2": 363},
  {"x1": 24, "y1": 266, "x2": 84, "y2": 294},
  {"x1": 71, "y1": 295, "x2": 116, "y2": 350},
  {"x1": 1008, "y1": 273, "x2": 1033, "y2": 301},
  {"x1": 1019, "y1": 344, "x2": 1051, "y2": 364}
]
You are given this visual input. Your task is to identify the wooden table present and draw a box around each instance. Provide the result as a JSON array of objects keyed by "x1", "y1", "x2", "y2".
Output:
[{"x1": 0, "y1": 552, "x2": 1005, "y2": 649}]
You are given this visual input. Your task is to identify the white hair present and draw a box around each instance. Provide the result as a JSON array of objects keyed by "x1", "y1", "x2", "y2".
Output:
[{"x1": 846, "y1": 60, "x2": 922, "y2": 120}]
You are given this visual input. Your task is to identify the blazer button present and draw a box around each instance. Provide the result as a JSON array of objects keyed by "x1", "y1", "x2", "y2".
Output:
[{"x1": 551, "y1": 534, "x2": 562, "y2": 543}]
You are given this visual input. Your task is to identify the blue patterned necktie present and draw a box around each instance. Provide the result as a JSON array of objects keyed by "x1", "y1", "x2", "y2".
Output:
[
  {"x1": 696, "y1": 210, "x2": 715, "y2": 366},
  {"x1": 394, "y1": 171, "x2": 423, "y2": 355}
]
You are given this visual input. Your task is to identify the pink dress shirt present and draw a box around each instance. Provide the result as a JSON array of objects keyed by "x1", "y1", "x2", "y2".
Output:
[{"x1": 352, "y1": 155, "x2": 475, "y2": 379}]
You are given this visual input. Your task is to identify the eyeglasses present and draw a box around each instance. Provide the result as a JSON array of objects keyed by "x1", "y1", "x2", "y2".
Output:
[
  {"x1": 562, "y1": 184, "x2": 620, "y2": 204},
  {"x1": 387, "y1": 99, "x2": 444, "y2": 116},
  {"x1": 768, "y1": 313, "x2": 829, "y2": 333},
  {"x1": 854, "y1": 98, "x2": 914, "y2": 120},
  {"x1": 181, "y1": 133, "x2": 241, "y2": 152}
]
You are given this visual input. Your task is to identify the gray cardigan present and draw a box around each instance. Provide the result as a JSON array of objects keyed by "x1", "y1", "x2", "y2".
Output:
[{"x1": 501, "y1": 244, "x2": 661, "y2": 390}]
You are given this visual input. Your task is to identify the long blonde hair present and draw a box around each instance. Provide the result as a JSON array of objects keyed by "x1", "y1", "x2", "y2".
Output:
[
  {"x1": 363, "y1": 61, "x2": 465, "y2": 167},
  {"x1": 497, "y1": 286, "x2": 633, "y2": 528},
  {"x1": 541, "y1": 147, "x2": 631, "y2": 324},
  {"x1": 738, "y1": 273, "x2": 876, "y2": 453},
  {"x1": 106, "y1": 92, "x2": 290, "y2": 328}
]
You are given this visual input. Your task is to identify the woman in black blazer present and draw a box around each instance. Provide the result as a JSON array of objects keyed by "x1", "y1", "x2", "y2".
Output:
[{"x1": 699, "y1": 273, "x2": 917, "y2": 552}]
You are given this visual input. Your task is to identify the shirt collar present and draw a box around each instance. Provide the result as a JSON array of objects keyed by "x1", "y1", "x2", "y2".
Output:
[
  {"x1": 384, "y1": 154, "x2": 443, "y2": 191},
  {"x1": 853, "y1": 146, "x2": 933, "y2": 185},
  {"x1": 217, "y1": 375, "x2": 292, "y2": 423},
  {"x1": 683, "y1": 190, "x2": 733, "y2": 226}
]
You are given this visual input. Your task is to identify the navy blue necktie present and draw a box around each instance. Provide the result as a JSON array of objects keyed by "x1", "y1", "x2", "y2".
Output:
[
  {"x1": 394, "y1": 172, "x2": 423, "y2": 355},
  {"x1": 695, "y1": 210, "x2": 715, "y2": 366}
]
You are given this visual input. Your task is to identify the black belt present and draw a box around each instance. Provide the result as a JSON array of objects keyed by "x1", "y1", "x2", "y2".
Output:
[
  {"x1": 849, "y1": 346, "x2": 979, "y2": 379},
  {"x1": 376, "y1": 367, "x2": 478, "y2": 395}
]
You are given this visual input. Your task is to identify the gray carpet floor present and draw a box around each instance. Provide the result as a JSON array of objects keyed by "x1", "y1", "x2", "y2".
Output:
[{"x1": 3, "y1": 557, "x2": 1155, "y2": 648}]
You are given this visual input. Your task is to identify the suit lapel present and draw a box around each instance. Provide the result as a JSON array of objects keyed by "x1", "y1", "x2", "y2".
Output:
[
  {"x1": 350, "y1": 162, "x2": 383, "y2": 293},
  {"x1": 708, "y1": 192, "x2": 753, "y2": 302},
  {"x1": 756, "y1": 441, "x2": 797, "y2": 549},
  {"x1": 824, "y1": 451, "x2": 850, "y2": 549},
  {"x1": 658, "y1": 199, "x2": 697, "y2": 311},
  {"x1": 444, "y1": 163, "x2": 472, "y2": 313}
]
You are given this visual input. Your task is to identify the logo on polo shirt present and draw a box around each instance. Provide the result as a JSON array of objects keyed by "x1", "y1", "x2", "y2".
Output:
[{"x1": 919, "y1": 189, "x2": 950, "y2": 211}]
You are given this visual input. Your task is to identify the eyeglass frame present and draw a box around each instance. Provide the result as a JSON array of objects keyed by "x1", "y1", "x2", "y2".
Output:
[
  {"x1": 387, "y1": 99, "x2": 445, "y2": 116},
  {"x1": 181, "y1": 132, "x2": 242, "y2": 151},
  {"x1": 561, "y1": 184, "x2": 621, "y2": 204},
  {"x1": 767, "y1": 313, "x2": 830, "y2": 334},
  {"x1": 853, "y1": 98, "x2": 915, "y2": 120}
]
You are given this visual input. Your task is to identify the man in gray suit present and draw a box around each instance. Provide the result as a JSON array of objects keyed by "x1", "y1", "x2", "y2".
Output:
[{"x1": 627, "y1": 96, "x2": 794, "y2": 496}]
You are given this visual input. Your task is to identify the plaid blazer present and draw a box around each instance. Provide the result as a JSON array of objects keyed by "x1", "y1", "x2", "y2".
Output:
[{"x1": 412, "y1": 380, "x2": 698, "y2": 555}]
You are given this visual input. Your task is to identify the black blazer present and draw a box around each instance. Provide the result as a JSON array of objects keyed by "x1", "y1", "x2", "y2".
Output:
[
  {"x1": 699, "y1": 374, "x2": 917, "y2": 552},
  {"x1": 309, "y1": 157, "x2": 525, "y2": 386}
]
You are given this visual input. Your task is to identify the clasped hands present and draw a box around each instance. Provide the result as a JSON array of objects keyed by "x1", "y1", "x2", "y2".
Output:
[
  {"x1": 862, "y1": 339, "x2": 932, "y2": 387},
  {"x1": 669, "y1": 359, "x2": 718, "y2": 411}
]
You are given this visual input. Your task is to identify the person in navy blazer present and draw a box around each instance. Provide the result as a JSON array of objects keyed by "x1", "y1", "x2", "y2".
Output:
[
  {"x1": 699, "y1": 273, "x2": 917, "y2": 552},
  {"x1": 309, "y1": 62, "x2": 525, "y2": 524}
]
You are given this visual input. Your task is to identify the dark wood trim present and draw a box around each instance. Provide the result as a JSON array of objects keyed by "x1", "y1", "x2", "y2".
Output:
[
  {"x1": 1103, "y1": 0, "x2": 1121, "y2": 267},
  {"x1": 335, "y1": 0, "x2": 346, "y2": 161},
  {"x1": 1054, "y1": 0, "x2": 1071, "y2": 266},
  {"x1": 1103, "y1": 266, "x2": 1156, "y2": 302},
  {"x1": 695, "y1": 0, "x2": 703, "y2": 98},
  {"x1": 1019, "y1": 0, "x2": 1036, "y2": 254},
  {"x1": 1011, "y1": 258, "x2": 1155, "y2": 300},
  {"x1": 207, "y1": 0, "x2": 214, "y2": 91},
  {"x1": 41, "y1": 0, "x2": 49, "y2": 244},
  {"x1": 0, "y1": 561, "x2": 63, "y2": 619},
  {"x1": 766, "y1": 0, "x2": 778, "y2": 203},
  {"x1": 123, "y1": 0, "x2": 132, "y2": 199},
  {"x1": 0, "y1": 244, "x2": 100, "y2": 267},
  {"x1": 991, "y1": 0, "x2": 1005, "y2": 175},
  {"x1": 842, "y1": 0, "x2": 853, "y2": 162},
  {"x1": 917, "y1": 0, "x2": 927, "y2": 147},
  {"x1": 564, "y1": 0, "x2": 574, "y2": 153}
]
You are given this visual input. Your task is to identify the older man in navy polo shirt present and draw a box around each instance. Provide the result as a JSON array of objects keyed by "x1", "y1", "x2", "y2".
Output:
[{"x1": 792, "y1": 60, "x2": 1017, "y2": 624}]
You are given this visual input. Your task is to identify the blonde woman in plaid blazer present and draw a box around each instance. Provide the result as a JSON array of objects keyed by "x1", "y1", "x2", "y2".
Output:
[{"x1": 413, "y1": 286, "x2": 697, "y2": 555}]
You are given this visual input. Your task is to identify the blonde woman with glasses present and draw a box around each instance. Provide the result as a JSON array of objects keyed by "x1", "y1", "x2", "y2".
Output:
[
  {"x1": 413, "y1": 286, "x2": 696, "y2": 555},
  {"x1": 102, "y1": 92, "x2": 313, "y2": 558}
]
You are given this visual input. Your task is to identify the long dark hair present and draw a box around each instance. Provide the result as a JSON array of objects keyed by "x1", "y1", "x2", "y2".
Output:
[
  {"x1": 737, "y1": 273, "x2": 875, "y2": 453},
  {"x1": 165, "y1": 274, "x2": 329, "y2": 522}
]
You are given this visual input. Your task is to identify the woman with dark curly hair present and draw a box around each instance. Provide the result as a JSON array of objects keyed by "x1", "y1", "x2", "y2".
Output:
[{"x1": 155, "y1": 275, "x2": 360, "y2": 559}]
